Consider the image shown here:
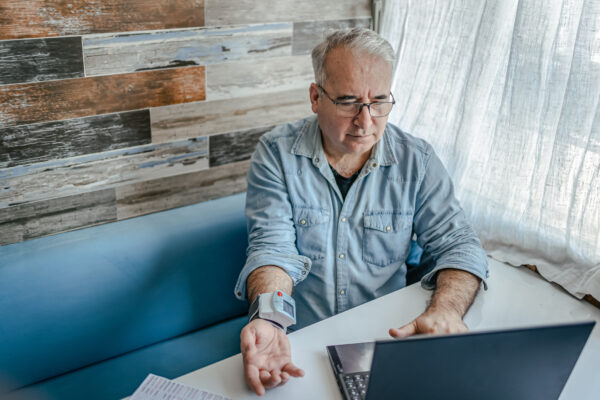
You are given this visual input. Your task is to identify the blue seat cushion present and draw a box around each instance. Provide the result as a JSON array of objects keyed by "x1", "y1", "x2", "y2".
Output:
[{"x1": 6, "y1": 316, "x2": 247, "y2": 400}]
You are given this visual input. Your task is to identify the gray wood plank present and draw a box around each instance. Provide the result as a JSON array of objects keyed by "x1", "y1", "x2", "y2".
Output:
[
  {"x1": 209, "y1": 126, "x2": 272, "y2": 167},
  {"x1": 292, "y1": 18, "x2": 372, "y2": 55},
  {"x1": 0, "y1": 188, "x2": 117, "y2": 245},
  {"x1": 206, "y1": 55, "x2": 313, "y2": 100},
  {"x1": 0, "y1": 137, "x2": 208, "y2": 208},
  {"x1": 206, "y1": 0, "x2": 371, "y2": 25},
  {"x1": 0, "y1": 37, "x2": 84, "y2": 85},
  {"x1": 0, "y1": 110, "x2": 151, "y2": 168},
  {"x1": 116, "y1": 160, "x2": 250, "y2": 219},
  {"x1": 150, "y1": 89, "x2": 312, "y2": 142},
  {"x1": 83, "y1": 23, "x2": 292, "y2": 76}
]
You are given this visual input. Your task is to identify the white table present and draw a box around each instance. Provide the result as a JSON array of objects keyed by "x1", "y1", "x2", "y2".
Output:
[{"x1": 173, "y1": 258, "x2": 600, "y2": 399}]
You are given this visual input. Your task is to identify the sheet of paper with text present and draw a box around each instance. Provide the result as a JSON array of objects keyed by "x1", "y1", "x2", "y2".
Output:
[{"x1": 131, "y1": 374, "x2": 231, "y2": 400}]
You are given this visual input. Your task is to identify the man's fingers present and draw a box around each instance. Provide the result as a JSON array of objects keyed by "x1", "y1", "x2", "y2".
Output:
[
  {"x1": 280, "y1": 371, "x2": 290, "y2": 385},
  {"x1": 282, "y1": 362, "x2": 305, "y2": 377},
  {"x1": 260, "y1": 369, "x2": 282, "y2": 389},
  {"x1": 389, "y1": 322, "x2": 417, "y2": 338},
  {"x1": 245, "y1": 364, "x2": 265, "y2": 396}
]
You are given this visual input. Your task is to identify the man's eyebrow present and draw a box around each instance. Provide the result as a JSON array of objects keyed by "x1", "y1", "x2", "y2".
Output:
[{"x1": 335, "y1": 94, "x2": 358, "y2": 101}]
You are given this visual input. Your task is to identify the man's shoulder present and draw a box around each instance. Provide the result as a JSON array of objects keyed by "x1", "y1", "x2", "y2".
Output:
[{"x1": 384, "y1": 122, "x2": 433, "y2": 158}]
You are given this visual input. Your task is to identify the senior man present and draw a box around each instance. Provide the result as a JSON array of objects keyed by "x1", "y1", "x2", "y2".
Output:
[{"x1": 234, "y1": 27, "x2": 488, "y2": 396}]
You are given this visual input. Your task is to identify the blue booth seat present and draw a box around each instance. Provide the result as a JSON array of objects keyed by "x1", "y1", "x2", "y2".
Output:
[{"x1": 0, "y1": 193, "x2": 249, "y2": 400}]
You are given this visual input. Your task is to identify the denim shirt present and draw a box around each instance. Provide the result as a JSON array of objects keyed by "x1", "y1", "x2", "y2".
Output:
[{"x1": 234, "y1": 115, "x2": 488, "y2": 330}]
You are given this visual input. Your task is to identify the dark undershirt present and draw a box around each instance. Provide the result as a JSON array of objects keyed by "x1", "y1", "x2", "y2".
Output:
[{"x1": 329, "y1": 164, "x2": 360, "y2": 199}]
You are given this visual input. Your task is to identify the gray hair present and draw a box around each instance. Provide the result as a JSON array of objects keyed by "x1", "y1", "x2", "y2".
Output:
[{"x1": 311, "y1": 27, "x2": 395, "y2": 86}]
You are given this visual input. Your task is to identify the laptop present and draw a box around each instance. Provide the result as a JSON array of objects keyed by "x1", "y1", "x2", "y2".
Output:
[{"x1": 326, "y1": 321, "x2": 595, "y2": 400}]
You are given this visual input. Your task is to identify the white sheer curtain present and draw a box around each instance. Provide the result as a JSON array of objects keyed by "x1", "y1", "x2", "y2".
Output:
[{"x1": 380, "y1": 0, "x2": 599, "y2": 300}]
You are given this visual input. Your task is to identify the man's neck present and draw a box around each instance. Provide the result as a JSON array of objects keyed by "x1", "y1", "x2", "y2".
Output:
[{"x1": 323, "y1": 148, "x2": 371, "y2": 178}]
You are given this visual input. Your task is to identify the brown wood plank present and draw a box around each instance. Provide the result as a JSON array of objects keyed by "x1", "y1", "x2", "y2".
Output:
[
  {"x1": 0, "y1": 0, "x2": 205, "y2": 40},
  {"x1": 0, "y1": 67, "x2": 205, "y2": 127},
  {"x1": 0, "y1": 188, "x2": 117, "y2": 246},
  {"x1": 116, "y1": 160, "x2": 250, "y2": 220},
  {"x1": 206, "y1": 0, "x2": 371, "y2": 25},
  {"x1": 150, "y1": 89, "x2": 311, "y2": 142}
]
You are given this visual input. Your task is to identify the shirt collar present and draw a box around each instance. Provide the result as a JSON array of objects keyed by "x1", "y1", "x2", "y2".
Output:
[{"x1": 291, "y1": 115, "x2": 398, "y2": 167}]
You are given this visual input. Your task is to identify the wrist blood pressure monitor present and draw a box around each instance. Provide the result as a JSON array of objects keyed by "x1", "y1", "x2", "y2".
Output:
[{"x1": 248, "y1": 290, "x2": 296, "y2": 332}]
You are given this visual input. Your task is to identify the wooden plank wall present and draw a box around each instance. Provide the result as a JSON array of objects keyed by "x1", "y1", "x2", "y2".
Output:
[{"x1": 0, "y1": 0, "x2": 371, "y2": 245}]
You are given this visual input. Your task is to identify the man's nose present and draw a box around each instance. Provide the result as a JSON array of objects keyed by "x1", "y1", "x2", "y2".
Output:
[{"x1": 353, "y1": 104, "x2": 373, "y2": 131}]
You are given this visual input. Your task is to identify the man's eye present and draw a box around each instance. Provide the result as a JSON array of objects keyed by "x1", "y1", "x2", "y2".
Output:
[{"x1": 338, "y1": 103, "x2": 358, "y2": 109}]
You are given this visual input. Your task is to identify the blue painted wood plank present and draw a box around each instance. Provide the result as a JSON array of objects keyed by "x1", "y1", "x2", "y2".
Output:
[{"x1": 83, "y1": 23, "x2": 292, "y2": 76}]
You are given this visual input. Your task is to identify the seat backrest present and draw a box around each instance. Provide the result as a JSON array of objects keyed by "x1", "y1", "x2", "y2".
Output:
[{"x1": 0, "y1": 193, "x2": 248, "y2": 391}]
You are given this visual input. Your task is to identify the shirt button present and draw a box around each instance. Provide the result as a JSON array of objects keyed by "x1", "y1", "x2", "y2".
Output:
[
  {"x1": 372, "y1": 162, "x2": 378, "y2": 168},
  {"x1": 339, "y1": 253, "x2": 345, "y2": 259},
  {"x1": 315, "y1": 157, "x2": 320, "y2": 163},
  {"x1": 386, "y1": 225, "x2": 391, "y2": 231},
  {"x1": 300, "y1": 219, "x2": 307, "y2": 225},
  {"x1": 236, "y1": 291, "x2": 242, "y2": 297},
  {"x1": 301, "y1": 270, "x2": 307, "y2": 275},
  {"x1": 341, "y1": 217, "x2": 347, "y2": 222},
  {"x1": 339, "y1": 289, "x2": 345, "y2": 295}
]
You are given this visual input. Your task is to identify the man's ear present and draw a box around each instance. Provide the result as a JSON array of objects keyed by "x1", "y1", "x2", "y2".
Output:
[{"x1": 309, "y1": 83, "x2": 320, "y2": 114}]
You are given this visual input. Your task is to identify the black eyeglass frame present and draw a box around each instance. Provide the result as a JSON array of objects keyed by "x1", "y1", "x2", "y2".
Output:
[{"x1": 317, "y1": 84, "x2": 396, "y2": 118}]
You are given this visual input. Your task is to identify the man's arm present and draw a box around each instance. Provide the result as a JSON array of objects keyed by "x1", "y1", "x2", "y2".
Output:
[
  {"x1": 390, "y1": 268, "x2": 481, "y2": 337},
  {"x1": 246, "y1": 265, "x2": 293, "y2": 303},
  {"x1": 241, "y1": 266, "x2": 304, "y2": 396}
]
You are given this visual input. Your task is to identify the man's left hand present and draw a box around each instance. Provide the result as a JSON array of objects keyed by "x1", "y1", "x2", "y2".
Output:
[
  {"x1": 389, "y1": 307, "x2": 468, "y2": 338},
  {"x1": 389, "y1": 269, "x2": 480, "y2": 338}
]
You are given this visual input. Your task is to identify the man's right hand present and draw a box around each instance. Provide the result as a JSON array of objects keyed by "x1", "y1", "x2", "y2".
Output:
[{"x1": 241, "y1": 318, "x2": 304, "y2": 396}]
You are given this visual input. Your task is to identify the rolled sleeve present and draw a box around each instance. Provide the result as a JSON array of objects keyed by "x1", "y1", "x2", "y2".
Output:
[
  {"x1": 414, "y1": 145, "x2": 489, "y2": 290},
  {"x1": 234, "y1": 134, "x2": 310, "y2": 301},
  {"x1": 234, "y1": 251, "x2": 312, "y2": 300}
]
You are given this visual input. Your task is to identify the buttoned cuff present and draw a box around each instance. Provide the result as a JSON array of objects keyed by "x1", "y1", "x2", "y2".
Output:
[{"x1": 234, "y1": 251, "x2": 312, "y2": 300}]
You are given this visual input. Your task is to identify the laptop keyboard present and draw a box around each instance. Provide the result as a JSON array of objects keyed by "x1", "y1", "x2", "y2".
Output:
[{"x1": 342, "y1": 372, "x2": 369, "y2": 400}]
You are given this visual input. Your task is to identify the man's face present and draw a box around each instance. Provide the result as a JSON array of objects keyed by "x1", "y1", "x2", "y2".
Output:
[{"x1": 310, "y1": 46, "x2": 393, "y2": 158}]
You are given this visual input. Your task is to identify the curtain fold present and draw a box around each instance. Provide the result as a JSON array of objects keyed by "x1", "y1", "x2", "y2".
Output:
[{"x1": 380, "y1": 0, "x2": 599, "y2": 299}]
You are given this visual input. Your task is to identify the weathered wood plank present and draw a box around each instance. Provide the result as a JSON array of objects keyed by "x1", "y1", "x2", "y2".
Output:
[
  {"x1": 0, "y1": 137, "x2": 208, "y2": 208},
  {"x1": 0, "y1": 0, "x2": 205, "y2": 40},
  {"x1": 116, "y1": 160, "x2": 250, "y2": 220},
  {"x1": 83, "y1": 23, "x2": 292, "y2": 76},
  {"x1": 0, "y1": 37, "x2": 84, "y2": 85},
  {"x1": 292, "y1": 18, "x2": 372, "y2": 55},
  {"x1": 206, "y1": 55, "x2": 313, "y2": 101},
  {"x1": 206, "y1": 0, "x2": 371, "y2": 25},
  {"x1": 0, "y1": 67, "x2": 205, "y2": 127},
  {"x1": 0, "y1": 188, "x2": 117, "y2": 246},
  {"x1": 0, "y1": 110, "x2": 151, "y2": 168},
  {"x1": 150, "y1": 89, "x2": 312, "y2": 143},
  {"x1": 209, "y1": 126, "x2": 272, "y2": 167}
]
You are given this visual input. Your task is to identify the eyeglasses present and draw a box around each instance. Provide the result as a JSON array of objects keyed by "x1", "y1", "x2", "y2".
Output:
[{"x1": 317, "y1": 84, "x2": 395, "y2": 118}]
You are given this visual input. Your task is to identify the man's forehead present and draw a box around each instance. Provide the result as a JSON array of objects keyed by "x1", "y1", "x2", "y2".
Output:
[{"x1": 323, "y1": 51, "x2": 392, "y2": 99}]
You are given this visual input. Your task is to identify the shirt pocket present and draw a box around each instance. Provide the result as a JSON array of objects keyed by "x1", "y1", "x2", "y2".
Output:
[
  {"x1": 293, "y1": 207, "x2": 330, "y2": 260},
  {"x1": 362, "y1": 211, "x2": 413, "y2": 267}
]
